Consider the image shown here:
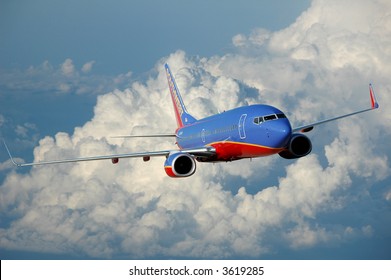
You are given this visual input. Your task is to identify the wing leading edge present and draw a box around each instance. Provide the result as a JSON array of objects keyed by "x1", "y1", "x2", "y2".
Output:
[{"x1": 293, "y1": 84, "x2": 379, "y2": 133}]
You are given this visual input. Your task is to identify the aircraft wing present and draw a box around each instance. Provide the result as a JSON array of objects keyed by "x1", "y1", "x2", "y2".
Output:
[
  {"x1": 111, "y1": 133, "x2": 177, "y2": 138},
  {"x1": 3, "y1": 140, "x2": 216, "y2": 167},
  {"x1": 293, "y1": 84, "x2": 379, "y2": 133}
]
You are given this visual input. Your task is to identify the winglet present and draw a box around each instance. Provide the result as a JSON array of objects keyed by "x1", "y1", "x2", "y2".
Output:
[
  {"x1": 3, "y1": 140, "x2": 22, "y2": 167},
  {"x1": 369, "y1": 83, "x2": 379, "y2": 109}
]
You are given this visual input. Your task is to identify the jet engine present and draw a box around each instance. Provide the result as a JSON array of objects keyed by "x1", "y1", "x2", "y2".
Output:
[
  {"x1": 164, "y1": 152, "x2": 196, "y2": 177},
  {"x1": 279, "y1": 133, "x2": 312, "y2": 159}
]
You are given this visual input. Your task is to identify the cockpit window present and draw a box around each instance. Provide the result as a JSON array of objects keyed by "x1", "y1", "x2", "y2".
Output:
[
  {"x1": 253, "y1": 117, "x2": 264, "y2": 124},
  {"x1": 264, "y1": 114, "x2": 277, "y2": 121},
  {"x1": 254, "y1": 113, "x2": 286, "y2": 125}
]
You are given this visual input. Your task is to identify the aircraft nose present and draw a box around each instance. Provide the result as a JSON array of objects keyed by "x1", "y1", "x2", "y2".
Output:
[{"x1": 270, "y1": 119, "x2": 292, "y2": 147}]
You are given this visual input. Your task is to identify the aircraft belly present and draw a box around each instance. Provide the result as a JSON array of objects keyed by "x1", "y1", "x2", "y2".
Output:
[{"x1": 209, "y1": 141, "x2": 283, "y2": 161}]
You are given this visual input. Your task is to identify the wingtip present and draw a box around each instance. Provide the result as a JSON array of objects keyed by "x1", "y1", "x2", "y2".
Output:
[
  {"x1": 2, "y1": 139, "x2": 22, "y2": 167},
  {"x1": 369, "y1": 83, "x2": 379, "y2": 109}
]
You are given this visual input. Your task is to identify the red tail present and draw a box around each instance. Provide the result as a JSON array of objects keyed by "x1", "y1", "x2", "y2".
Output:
[{"x1": 165, "y1": 63, "x2": 197, "y2": 128}]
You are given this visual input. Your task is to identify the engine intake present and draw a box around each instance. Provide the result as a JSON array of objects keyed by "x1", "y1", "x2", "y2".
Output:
[
  {"x1": 164, "y1": 153, "x2": 196, "y2": 177},
  {"x1": 279, "y1": 133, "x2": 312, "y2": 159}
]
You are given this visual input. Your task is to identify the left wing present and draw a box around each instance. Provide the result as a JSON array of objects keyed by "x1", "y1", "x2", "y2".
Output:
[
  {"x1": 3, "y1": 140, "x2": 215, "y2": 167},
  {"x1": 111, "y1": 133, "x2": 177, "y2": 139},
  {"x1": 293, "y1": 84, "x2": 379, "y2": 133}
]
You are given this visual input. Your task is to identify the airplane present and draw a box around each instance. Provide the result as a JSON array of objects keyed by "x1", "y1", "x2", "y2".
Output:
[{"x1": 4, "y1": 63, "x2": 379, "y2": 177}]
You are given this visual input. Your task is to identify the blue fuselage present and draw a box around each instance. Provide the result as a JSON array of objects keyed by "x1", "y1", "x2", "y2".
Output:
[{"x1": 176, "y1": 104, "x2": 292, "y2": 161}]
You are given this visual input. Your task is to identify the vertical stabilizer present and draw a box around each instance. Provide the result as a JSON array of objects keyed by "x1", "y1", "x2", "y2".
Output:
[{"x1": 165, "y1": 63, "x2": 197, "y2": 128}]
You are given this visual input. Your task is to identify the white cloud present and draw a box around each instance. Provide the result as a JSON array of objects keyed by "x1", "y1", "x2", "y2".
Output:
[
  {"x1": 1, "y1": 0, "x2": 391, "y2": 259},
  {"x1": 0, "y1": 58, "x2": 131, "y2": 97},
  {"x1": 285, "y1": 224, "x2": 330, "y2": 249},
  {"x1": 232, "y1": 34, "x2": 247, "y2": 47},
  {"x1": 61, "y1": 58, "x2": 76, "y2": 76},
  {"x1": 82, "y1": 61, "x2": 95, "y2": 73},
  {"x1": 58, "y1": 83, "x2": 71, "y2": 93}
]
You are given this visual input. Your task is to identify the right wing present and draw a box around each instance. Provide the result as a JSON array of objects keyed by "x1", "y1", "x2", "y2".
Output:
[
  {"x1": 3, "y1": 140, "x2": 215, "y2": 167},
  {"x1": 292, "y1": 84, "x2": 379, "y2": 133}
]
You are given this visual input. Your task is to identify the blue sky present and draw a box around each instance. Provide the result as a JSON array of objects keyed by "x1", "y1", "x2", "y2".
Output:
[
  {"x1": 0, "y1": 0, "x2": 309, "y2": 75},
  {"x1": 1, "y1": 0, "x2": 391, "y2": 260},
  {"x1": 0, "y1": 0, "x2": 310, "y2": 146}
]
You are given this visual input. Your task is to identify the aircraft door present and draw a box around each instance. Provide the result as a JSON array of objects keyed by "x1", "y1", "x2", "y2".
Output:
[
  {"x1": 238, "y1": 114, "x2": 247, "y2": 139},
  {"x1": 201, "y1": 129, "x2": 206, "y2": 143}
]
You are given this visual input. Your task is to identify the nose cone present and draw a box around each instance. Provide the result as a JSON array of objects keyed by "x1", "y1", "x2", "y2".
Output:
[{"x1": 269, "y1": 119, "x2": 292, "y2": 148}]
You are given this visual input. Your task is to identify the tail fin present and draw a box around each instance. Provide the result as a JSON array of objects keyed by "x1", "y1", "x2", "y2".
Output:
[{"x1": 165, "y1": 63, "x2": 197, "y2": 128}]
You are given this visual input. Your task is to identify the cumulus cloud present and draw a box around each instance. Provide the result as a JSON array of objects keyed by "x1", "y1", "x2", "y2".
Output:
[
  {"x1": 81, "y1": 61, "x2": 95, "y2": 73},
  {"x1": 0, "y1": 59, "x2": 130, "y2": 97},
  {"x1": 1, "y1": 0, "x2": 391, "y2": 259},
  {"x1": 61, "y1": 58, "x2": 76, "y2": 76},
  {"x1": 232, "y1": 34, "x2": 247, "y2": 47},
  {"x1": 285, "y1": 224, "x2": 330, "y2": 249}
]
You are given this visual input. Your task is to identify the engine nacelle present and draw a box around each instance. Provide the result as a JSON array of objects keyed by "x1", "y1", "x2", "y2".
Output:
[
  {"x1": 279, "y1": 133, "x2": 312, "y2": 159},
  {"x1": 164, "y1": 153, "x2": 196, "y2": 178}
]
